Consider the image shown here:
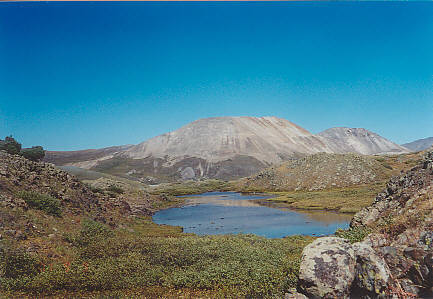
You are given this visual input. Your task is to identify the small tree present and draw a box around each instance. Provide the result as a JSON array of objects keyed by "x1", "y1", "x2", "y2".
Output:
[
  {"x1": 19, "y1": 146, "x2": 45, "y2": 162},
  {"x1": 0, "y1": 136, "x2": 22, "y2": 155}
]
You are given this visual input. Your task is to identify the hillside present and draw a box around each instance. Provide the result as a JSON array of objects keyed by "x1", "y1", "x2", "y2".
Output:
[
  {"x1": 44, "y1": 145, "x2": 133, "y2": 166},
  {"x1": 403, "y1": 136, "x2": 433, "y2": 152},
  {"x1": 44, "y1": 117, "x2": 410, "y2": 181},
  {"x1": 236, "y1": 152, "x2": 393, "y2": 192},
  {"x1": 293, "y1": 149, "x2": 433, "y2": 298},
  {"x1": 0, "y1": 151, "x2": 175, "y2": 240}
]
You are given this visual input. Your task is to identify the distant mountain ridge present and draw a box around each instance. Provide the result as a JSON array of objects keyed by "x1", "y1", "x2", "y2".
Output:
[
  {"x1": 44, "y1": 116, "x2": 410, "y2": 181},
  {"x1": 317, "y1": 127, "x2": 409, "y2": 155},
  {"x1": 402, "y1": 137, "x2": 433, "y2": 152}
]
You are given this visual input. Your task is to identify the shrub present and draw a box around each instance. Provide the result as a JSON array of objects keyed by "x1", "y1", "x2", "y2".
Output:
[
  {"x1": 382, "y1": 163, "x2": 393, "y2": 170},
  {"x1": 106, "y1": 185, "x2": 124, "y2": 194},
  {"x1": 85, "y1": 184, "x2": 103, "y2": 193},
  {"x1": 17, "y1": 191, "x2": 62, "y2": 216},
  {"x1": 0, "y1": 136, "x2": 21, "y2": 155},
  {"x1": 0, "y1": 247, "x2": 42, "y2": 279},
  {"x1": 335, "y1": 227, "x2": 371, "y2": 243},
  {"x1": 66, "y1": 218, "x2": 114, "y2": 248},
  {"x1": 19, "y1": 146, "x2": 45, "y2": 162},
  {"x1": 26, "y1": 234, "x2": 311, "y2": 297}
]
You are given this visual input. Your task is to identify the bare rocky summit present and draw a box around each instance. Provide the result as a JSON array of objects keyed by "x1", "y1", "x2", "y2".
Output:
[
  {"x1": 318, "y1": 127, "x2": 410, "y2": 155},
  {"x1": 123, "y1": 116, "x2": 336, "y2": 164},
  {"x1": 44, "y1": 116, "x2": 409, "y2": 181}
]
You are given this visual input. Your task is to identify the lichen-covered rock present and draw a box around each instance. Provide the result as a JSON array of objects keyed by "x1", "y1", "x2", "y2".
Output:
[
  {"x1": 284, "y1": 290, "x2": 308, "y2": 299},
  {"x1": 352, "y1": 241, "x2": 391, "y2": 297},
  {"x1": 298, "y1": 237, "x2": 356, "y2": 298}
]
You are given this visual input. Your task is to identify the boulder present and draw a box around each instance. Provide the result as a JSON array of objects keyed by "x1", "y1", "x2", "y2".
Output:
[
  {"x1": 351, "y1": 241, "x2": 391, "y2": 297},
  {"x1": 297, "y1": 238, "x2": 394, "y2": 298},
  {"x1": 298, "y1": 237, "x2": 356, "y2": 298}
]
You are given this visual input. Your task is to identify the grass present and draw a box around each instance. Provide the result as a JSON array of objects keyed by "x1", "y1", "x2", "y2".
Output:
[
  {"x1": 259, "y1": 182, "x2": 386, "y2": 213},
  {"x1": 149, "y1": 180, "x2": 232, "y2": 196},
  {"x1": 0, "y1": 214, "x2": 313, "y2": 298}
]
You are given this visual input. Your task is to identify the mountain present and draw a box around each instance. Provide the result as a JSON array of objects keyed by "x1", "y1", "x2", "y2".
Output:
[
  {"x1": 402, "y1": 137, "x2": 433, "y2": 152},
  {"x1": 317, "y1": 127, "x2": 410, "y2": 155},
  {"x1": 123, "y1": 116, "x2": 337, "y2": 164},
  {"x1": 44, "y1": 116, "x2": 410, "y2": 181}
]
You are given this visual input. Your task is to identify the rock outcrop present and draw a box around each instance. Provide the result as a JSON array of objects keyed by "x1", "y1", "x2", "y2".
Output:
[{"x1": 296, "y1": 150, "x2": 433, "y2": 298}]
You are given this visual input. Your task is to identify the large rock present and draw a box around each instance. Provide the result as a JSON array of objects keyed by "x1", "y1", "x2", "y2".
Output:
[
  {"x1": 298, "y1": 237, "x2": 356, "y2": 298},
  {"x1": 298, "y1": 237, "x2": 393, "y2": 298},
  {"x1": 352, "y1": 242, "x2": 391, "y2": 297}
]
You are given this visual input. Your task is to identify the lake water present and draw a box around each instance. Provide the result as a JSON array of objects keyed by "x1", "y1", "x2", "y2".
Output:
[{"x1": 153, "y1": 192, "x2": 352, "y2": 238}]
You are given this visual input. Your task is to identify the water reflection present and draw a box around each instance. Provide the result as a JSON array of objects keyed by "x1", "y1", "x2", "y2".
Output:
[
  {"x1": 283, "y1": 209, "x2": 353, "y2": 225},
  {"x1": 183, "y1": 195, "x2": 263, "y2": 207},
  {"x1": 153, "y1": 192, "x2": 351, "y2": 238}
]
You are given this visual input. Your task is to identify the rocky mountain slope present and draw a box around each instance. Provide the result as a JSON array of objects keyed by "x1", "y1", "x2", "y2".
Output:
[
  {"x1": 403, "y1": 137, "x2": 433, "y2": 152},
  {"x1": 123, "y1": 116, "x2": 336, "y2": 164},
  {"x1": 292, "y1": 149, "x2": 433, "y2": 298},
  {"x1": 44, "y1": 116, "x2": 410, "y2": 181},
  {"x1": 318, "y1": 127, "x2": 410, "y2": 155},
  {"x1": 0, "y1": 150, "x2": 170, "y2": 240},
  {"x1": 236, "y1": 152, "x2": 393, "y2": 192}
]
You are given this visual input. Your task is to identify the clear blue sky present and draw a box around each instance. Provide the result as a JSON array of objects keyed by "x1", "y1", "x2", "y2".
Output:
[{"x1": 1, "y1": 2, "x2": 432, "y2": 150}]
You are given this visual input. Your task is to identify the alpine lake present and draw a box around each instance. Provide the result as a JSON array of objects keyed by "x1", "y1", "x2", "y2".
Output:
[{"x1": 153, "y1": 192, "x2": 352, "y2": 238}]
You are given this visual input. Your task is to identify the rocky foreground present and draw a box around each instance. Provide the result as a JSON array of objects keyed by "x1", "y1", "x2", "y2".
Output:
[{"x1": 291, "y1": 150, "x2": 433, "y2": 298}]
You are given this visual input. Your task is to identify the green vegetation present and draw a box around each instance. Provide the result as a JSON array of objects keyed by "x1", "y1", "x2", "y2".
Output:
[
  {"x1": 17, "y1": 191, "x2": 62, "y2": 216},
  {"x1": 19, "y1": 146, "x2": 45, "y2": 162},
  {"x1": 0, "y1": 136, "x2": 45, "y2": 161},
  {"x1": 64, "y1": 218, "x2": 114, "y2": 247},
  {"x1": 0, "y1": 245, "x2": 43, "y2": 279},
  {"x1": 0, "y1": 136, "x2": 21, "y2": 155},
  {"x1": 260, "y1": 182, "x2": 385, "y2": 213},
  {"x1": 0, "y1": 216, "x2": 313, "y2": 297},
  {"x1": 150, "y1": 179, "x2": 231, "y2": 196},
  {"x1": 106, "y1": 184, "x2": 125, "y2": 194},
  {"x1": 335, "y1": 227, "x2": 371, "y2": 243}
]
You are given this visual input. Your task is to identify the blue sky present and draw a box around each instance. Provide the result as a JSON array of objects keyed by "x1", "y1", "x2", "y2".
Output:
[{"x1": 1, "y1": 2, "x2": 432, "y2": 150}]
